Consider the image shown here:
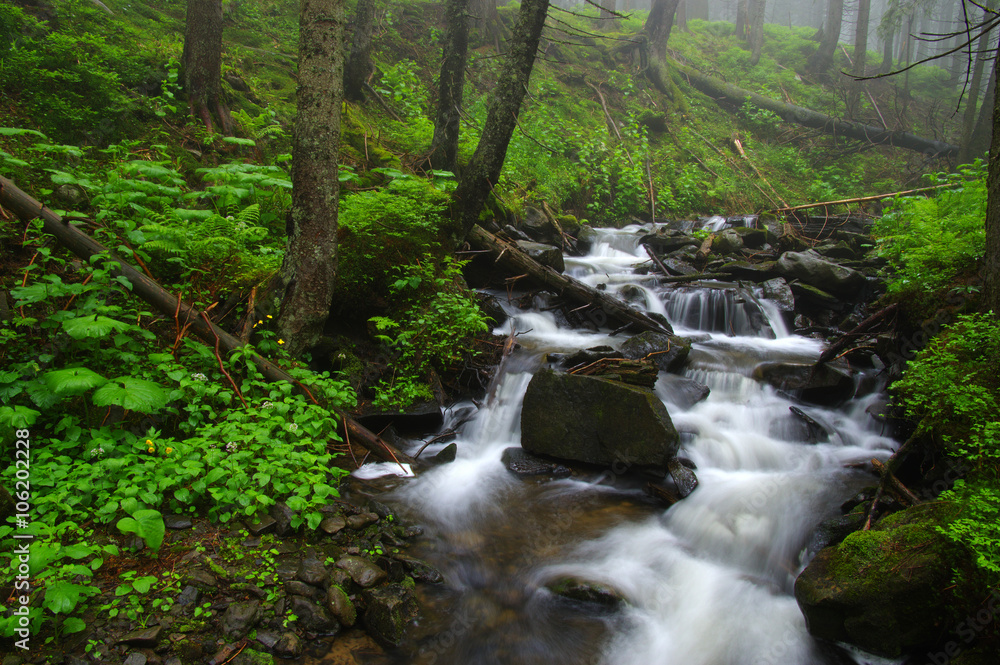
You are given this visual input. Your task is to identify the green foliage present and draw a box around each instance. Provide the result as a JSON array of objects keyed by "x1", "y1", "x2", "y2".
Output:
[
  {"x1": 874, "y1": 162, "x2": 987, "y2": 298},
  {"x1": 369, "y1": 256, "x2": 489, "y2": 408},
  {"x1": 116, "y1": 509, "x2": 166, "y2": 552},
  {"x1": 937, "y1": 480, "x2": 1000, "y2": 585}
]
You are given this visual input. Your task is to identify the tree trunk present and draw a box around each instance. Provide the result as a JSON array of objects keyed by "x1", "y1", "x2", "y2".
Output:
[
  {"x1": 452, "y1": 0, "x2": 550, "y2": 240},
  {"x1": 807, "y1": 0, "x2": 843, "y2": 73},
  {"x1": 958, "y1": 4, "x2": 995, "y2": 165},
  {"x1": 675, "y1": 62, "x2": 958, "y2": 157},
  {"x1": 853, "y1": 0, "x2": 870, "y2": 76},
  {"x1": 644, "y1": 0, "x2": 683, "y2": 60},
  {"x1": 879, "y1": 30, "x2": 894, "y2": 74},
  {"x1": 182, "y1": 0, "x2": 232, "y2": 134},
  {"x1": 275, "y1": 0, "x2": 347, "y2": 356},
  {"x1": 985, "y1": 42, "x2": 1000, "y2": 317},
  {"x1": 967, "y1": 49, "x2": 1000, "y2": 164},
  {"x1": 688, "y1": 0, "x2": 708, "y2": 21},
  {"x1": 747, "y1": 0, "x2": 765, "y2": 66},
  {"x1": 735, "y1": 0, "x2": 747, "y2": 39},
  {"x1": 428, "y1": 0, "x2": 470, "y2": 173},
  {"x1": 676, "y1": 0, "x2": 688, "y2": 32},
  {"x1": 600, "y1": 0, "x2": 616, "y2": 28},
  {"x1": 343, "y1": 0, "x2": 379, "y2": 102},
  {"x1": 471, "y1": 0, "x2": 502, "y2": 48}
]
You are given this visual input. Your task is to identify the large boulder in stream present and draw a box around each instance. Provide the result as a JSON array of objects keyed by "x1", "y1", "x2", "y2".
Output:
[
  {"x1": 752, "y1": 361, "x2": 855, "y2": 405},
  {"x1": 520, "y1": 369, "x2": 679, "y2": 471},
  {"x1": 794, "y1": 504, "x2": 961, "y2": 658},
  {"x1": 776, "y1": 250, "x2": 866, "y2": 299}
]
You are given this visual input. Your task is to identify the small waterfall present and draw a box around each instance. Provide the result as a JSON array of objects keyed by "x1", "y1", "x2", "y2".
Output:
[{"x1": 371, "y1": 226, "x2": 897, "y2": 665}]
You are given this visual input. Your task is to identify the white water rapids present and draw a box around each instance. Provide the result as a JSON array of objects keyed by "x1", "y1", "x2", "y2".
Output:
[{"x1": 372, "y1": 225, "x2": 899, "y2": 665}]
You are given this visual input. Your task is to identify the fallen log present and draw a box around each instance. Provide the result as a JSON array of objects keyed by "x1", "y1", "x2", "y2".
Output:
[
  {"x1": 674, "y1": 63, "x2": 959, "y2": 158},
  {"x1": 771, "y1": 183, "x2": 961, "y2": 214},
  {"x1": 0, "y1": 175, "x2": 417, "y2": 468},
  {"x1": 817, "y1": 303, "x2": 898, "y2": 364},
  {"x1": 468, "y1": 224, "x2": 673, "y2": 335}
]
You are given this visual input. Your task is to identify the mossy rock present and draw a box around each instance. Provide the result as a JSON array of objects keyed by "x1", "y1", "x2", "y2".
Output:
[
  {"x1": 341, "y1": 103, "x2": 399, "y2": 169},
  {"x1": 794, "y1": 503, "x2": 962, "y2": 657}
]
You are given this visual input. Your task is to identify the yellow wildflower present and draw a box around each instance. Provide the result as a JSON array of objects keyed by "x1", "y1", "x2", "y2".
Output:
[
  {"x1": 165, "y1": 447, "x2": 173, "y2": 454},
  {"x1": 278, "y1": 339, "x2": 285, "y2": 345}
]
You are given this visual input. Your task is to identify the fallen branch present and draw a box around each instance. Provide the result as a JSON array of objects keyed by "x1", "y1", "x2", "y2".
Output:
[
  {"x1": 0, "y1": 175, "x2": 416, "y2": 469},
  {"x1": 872, "y1": 457, "x2": 922, "y2": 506},
  {"x1": 468, "y1": 224, "x2": 673, "y2": 335},
  {"x1": 817, "y1": 303, "x2": 898, "y2": 364},
  {"x1": 770, "y1": 183, "x2": 960, "y2": 214}
]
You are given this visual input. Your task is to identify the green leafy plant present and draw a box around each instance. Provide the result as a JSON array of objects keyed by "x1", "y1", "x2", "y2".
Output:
[{"x1": 116, "y1": 509, "x2": 166, "y2": 552}]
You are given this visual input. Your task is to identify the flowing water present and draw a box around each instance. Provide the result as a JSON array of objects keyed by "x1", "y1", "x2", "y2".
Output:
[{"x1": 353, "y1": 225, "x2": 898, "y2": 665}]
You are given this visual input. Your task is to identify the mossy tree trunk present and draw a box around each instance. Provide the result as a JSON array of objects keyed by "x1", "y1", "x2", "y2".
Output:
[
  {"x1": 747, "y1": 0, "x2": 765, "y2": 66},
  {"x1": 471, "y1": 0, "x2": 503, "y2": 48},
  {"x1": 275, "y1": 0, "x2": 347, "y2": 356},
  {"x1": 807, "y1": 0, "x2": 843, "y2": 73},
  {"x1": 428, "y1": 0, "x2": 470, "y2": 173},
  {"x1": 644, "y1": 0, "x2": 682, "y2": 60},
  {"x1": 343, "y1": 0, "x2": 379, "y2": 102},
  {"x1": 967, "y1": 50, "x2": 999, "y2": 163},
  {"x1": 453, "y1": 0, "x2": 550, "y2": 240},
  {"x1": 958, "y1": 3, "x2": 996, "y2": 165},
  {"x1": 985, "y1": 44, "x2": 1000, "y2": 317},
  {"x1": 182, "y1": 0, "x2": 233, "y2": 134}
]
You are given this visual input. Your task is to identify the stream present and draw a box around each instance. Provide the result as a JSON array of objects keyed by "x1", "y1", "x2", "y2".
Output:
[{"x1": 349, "y1": 223, "x2": 898, "y2": 665}]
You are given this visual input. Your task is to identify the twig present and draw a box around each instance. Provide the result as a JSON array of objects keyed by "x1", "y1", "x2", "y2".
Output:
[
  {"x1": 772, "y1": 183, "x2": 960, "y2": 213},
  {"x1": 199, "y1": 311, "x2": 248, "y2": 409}
]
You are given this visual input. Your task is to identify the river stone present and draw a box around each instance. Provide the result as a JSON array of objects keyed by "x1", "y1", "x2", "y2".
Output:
[
  {"x1": 761, "y1": 277, "x2": 795, "y2": 312},
  {"x1": 327, "y1": 585, "x2": 357, "y2": 626},
  {"x1": 501, "y1": 447, "x2": 572, "y2": 478},
  {"x1": 393, "y1": 553, "x2": 445, "y2": 585},
  {"x1": 546, "y1": 578, "x2": 625, "y2": 608},
  {"x1": 502, "y1": 224, "x2": 532, "y2": 242},
  {"x1": 794, "y1": 504, "x2": 959, "y2": 657},
  {"x1": 731, "y1": 226, "x2": 767, "y2": 249},
  {"x1": 273, "y1": 632, "x2": 303, "y2": 659},
  {"x1": 620, "y1": 332, "x2": 691, "y2": 372},
  {"x1": 790, "y1": 282, "x2": 842, "y2": 309},
  {"x1": 290, "y1": 595, "x2": 339, "y2": 633},
  {"x1": 515, "y1": 240, "x2": 565, "y2": 273},
  {"x1": 175, "y1": 585, "x2": 201, "y2": 607},
  {"x1": 806, "y1": 513, "x2": 866, "y2": 554},
  {"x1": 163, "y1": 514, "x2": 193, "y2": 530},
  {"x1": 575, "y1": 225, "x2": 600, "y2": 250},
  {"x1": 320, "y1": 515, "x2": 347, "y2": 535},
  {"x1": 336, "y1": 555, "x2": 388, "y2": 588},
  {"x1": 220, "y1": 601, "x2": 261, "y2": 639},
  {"x1": 655, "y1": 374, "x2": 710, "y2": 410},
  {"x1": 431, "y1": 442, "x2": 457, "y2": 464},
  {"x1": 520, "y1": 206, "x2": 555, "y2": 243},
  {"x1": 667, "y1": 458, "x2": 699, "y2": 497},
  {"x1": 119, "y1": 626, "x2": 162, "y2": 647},
  {"x1": 718, "y1": 260, "x2": 778, "y2": 282},
  {"x1": 269, "y1": 501, "x2": 296, "y2": 536},
  {"x1": 285, "y1": 580, "x2": 322, "y2": 598},
  {"x1": 752, "y1": 361, "x2": 855, "y2": 405},
  {"x1": 777, "y1": 250, "x2": 865, "y2": 298},
  {"x1": 712, "y1": 228, "x2": 744, "y2": 255},
  {"x1": 247, "y1": 514, "x2": 277, "y2": 536},
  {"x1": 520, "y1": 369, "x2": 680, "y2": 471},
  {"x1": 659, "y1": 257, "x2": 698, "y2": 276},
  {"x1": 347, "y1": 512, "x2": 379, "y2": 529},
  {"x1": 297, "y1": 555, "x2": 329, "y2": 586},
  {"x1": 123, "y1": 653, "x2": 146, "y2": 665},
  {"x1": 815, "y1": 240, "x2": 858, "y2": 261},
  {"x1": 362, "y1": 583, "x2": 418, "y2": 648}
]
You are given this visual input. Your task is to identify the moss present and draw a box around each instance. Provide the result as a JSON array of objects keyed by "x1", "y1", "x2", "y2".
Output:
[{"x1": 232, "y1": 648, "x2": 275, "y2": 665}]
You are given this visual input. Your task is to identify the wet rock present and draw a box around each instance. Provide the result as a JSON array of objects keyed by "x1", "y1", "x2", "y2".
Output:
[
  {"x1": 297, "y1": 556, "x2": 329, "y2": 586},
  {"x1": 502, "y1": 224, "x2": 531, "y2": 242},
  {"x1": 791, "y1": 282, "x2": 842, "y2": 309},
  {"x1": 284, "y1": 580, "x2": 322, "y2": 599},
  {"x1": 273, "y1": 632, "x2": 303, "y2": 659},
  {"x1": 520, "y1": 369, "x2": 680, "y2": 471},
  {"x1": 275, "y1": 555, "x2": 300, "y2": 581},
  {"x1": 639, "y1": 228, "x2": 700, "y2": 253},
  {"x1": 431, "y1": 442, "x2": 457, "y2": 464},
  {"x1": 814, "y1": 240, "x2": 858, "y2": 261},
  {"x1": 753, "y1": 361, "x2": 855, "y2": 405},
  {"x1": 326, "y1": 585, "x2": 357, "y2": 626},
  {"x1": 789, "y1": 406, "x2": 831, "y2": 443},
  {"x1": 319, "y1": 515, "x2": 347, "y2": 535},
  {"x1": 477, "y1": 292, "x2": 509, "y2": 326},
  {"x1": 164, "y1": 658, "x2": 182, "y2": 665},
  {"x1": 400, "y1": 525, "x2": 424, "y2": 539},
  {"x1": 761, "y1": 277, "x2": 795, "y2": 312},
  {"x1": 718, "y1": 260, "x2": 778, "y2": 282},
  {"x1": 123, "y1": 653, "x2": 147, "y2": 665},
  {"x1": 655, "y1": 374, "x2": 710, "y2": 410},
  {"x1": 255, "y1": 631, "x2": 279, "y2": 649},
  {"x1": 807, "y1": 513, "x2": 866, "y2": 553},
  {"x1": 667, "y1": 458, "x2": 699, "y2": 497},
  {"x1": 501, "y1": 447, "x2": 572, "y2": 479},
  {"x1": 732, "y1": 226, "x2": 767, "y2": 249},
  {"x1": 712, "y1": 228, "x2": 744, "y2": 254},
  {"x1": 620, "y1": 332, "x2": 691, "y2": 372},
  {"x1": 546, "y1": 578, "x2": 625, "y2": 608},
  {"x1": 163, "y1": 515, "x2": 192, "y2": 530},
  {"x1": 559, "y1": 345, "x2": 618, "y2": 367},
  {"x1": 247, "y1": 515, "x2": 277, "y2": 536},
  {"x1": 175, "y1": 585, "x2": 201, "y2": 607},
  {"x1": 393, "y1": 554, "x2": 445, "y2": 585},
  {"x1": 66, "y1": 656, "x2": 88, "y2": 665},
  {"x1": 269, "y1": 501, "x2": 297, "y2": 536},
  {"x1": 777, "y1": 250, "x2": 866, "y2": 299},
  {"x1": 347, "y1": 512, "x2": 379, "y2": 530},
  {"x1": 795, "y1": 504, "x2": 959, "y2": 658},
  {"x1": 336, "y1": 555, "x2": 388, "y2": 588},
  {"x1": 515, "y1": 240, "x2": 565, "y2": 273},
  {"x1": 362, "y1": 583, "x2": 418, "y2": 648},
  {"x1": 119, "y1": 626, "x2": 162, "y2": 647},
  {"x1": 520, "y1": 206, "x2": 555, "y2": 243},
  {"x1": 289, "y1": 595, "x2": 339, "y2": 633},
  {"x1": 575, "y1": 225, "x2": 600, "y2": 251},
  {"x1": 659, "y1": 257, "x2": 698, "y2": 275},
  {"x1": 221, "y1": 601, "x2": 262, "y2": 639}
]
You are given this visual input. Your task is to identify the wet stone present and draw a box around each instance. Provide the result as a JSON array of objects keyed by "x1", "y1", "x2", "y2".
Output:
[
  {"x1": 336, "y1": 555, "x2": 388, "y2": 588},
  {"x1": 284, "y1": 580, "x2": 322, "y2": 598},
  {"x1": 123, "y1": 653, "x2": 147, "y2": 665},
  {"x1": 319, "y1": 515, "x2": 347, "y2": 535},
  {"x1": 431, "y1": 442, "x2": 458, "y2": 464},
  {"x1": 347, "y1": 512, "x2": 379, "y2": 530},
  {"x1": 362, "y1": 583, "x2": 418, "y2": 648},
  {"x1": 667, "y1": 457, "x2": 699, "y2": 498},
  {"x1": 289, "y1": 595, "x2": 339, "y2": 634},
  {"x1": 119, "y1": 626, "x2": 162, "y2": 647},
  {"x1": 367, "y1": 499, "x2": 394, "y2": 519},
  {"x1": 501, "y1": 448, "x2": 572, "y2": 479},
  {"x1": 175, "y1": 585, "x2": 201, "y2": 607},
  {"x1": 393, "y1": 554, "x2": 445, "y2": 585},
  {"x1": 269, "y1": 501, "x2": 297, "y2": 536},
  {"x1": 163, "y1": 515, "x2": 193, "y2": 530},
  {"x1": 220, "y1": 600, "x2": 262, "y2": 640},
  {"x1": 275, "y1": 555, "x2": 300, "y2": 581},
  {"x1": 326, "y1": 585, "x2": 357, "y2": 626},
  {"x1": 399, "y1": 525, "x2": 424, "y2": 538},
  {"x1": 247, "y1": 515, "x2": 276, "y2": 536},
  {"x1": 297, "y1": 556, "x2": 329, "y2": 586},
  {"x1": 254, "y1": 630, "x2": 279, "y2": 649}
]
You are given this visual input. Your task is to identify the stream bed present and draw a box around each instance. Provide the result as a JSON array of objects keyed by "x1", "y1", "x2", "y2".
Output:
[{"x1": 342, "y1": 224, "x2": 898, "y2": 665}]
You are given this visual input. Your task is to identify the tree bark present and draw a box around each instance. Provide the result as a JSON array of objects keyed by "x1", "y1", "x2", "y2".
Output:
[
  {"x1": 0, "y1": 175, "x2": 416, "y2": 467},
  {"x1": 958, "y1": 4, "x2": 995, "y2": 165},
  {"x1": 182, "y1": 0, "x2": 232, "y2": 134},
  {"x1": 879, "y1": 30, "x2": 894, "y2": 74},
  {"x1": 688, "y1": 0, "x2": 708, "y2": 21},
  {"x1": 453, "y1": 0, "x2": 550, "y2": 240},
  {"x1": 967, "y1": 48, "x2": 1000, "y2": 163},
  {"x1": 343, "y1": 0, "x2": 379, "y2": 102},
  {"x1": 644, "y1": 0, "x2": 683, "y2": 61},
  {"x1": 599, "y1": 0, "x2": 616, "y2": 28},
  {"x1": 275, "y1": 0, "x2": 347, "y2": 356},
  {"x1": 808, "y1": 0, "x2": 843, "y2": 73},
  {"x1": 676, "y1": 0, "x2": 688, "y2": 32},
  {"x1": 675, "y1": 63, "x2": 958, "y2": 157},
  {"x1": 428, "y1": 0, "x2": 470, "y2": 173},
  {"x1": 985, "y1": 42, "x2": 1000, "y2": 317},
  {"x1": 747, "y1": 0, "x2": 765, "y2": 66},
  {"x1": 853, "y1": 0, "x2": 870, "y2": 76},
  {"x1": 735, "y1": 0, "x2": 747, "y2": 39},
  {"x1": 471, "y1": 0, "x2": 502, "y2": 48}
]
